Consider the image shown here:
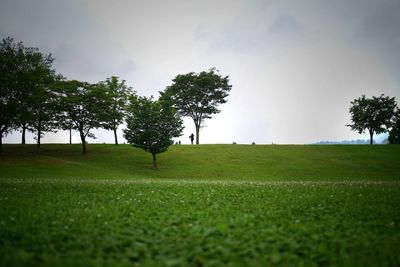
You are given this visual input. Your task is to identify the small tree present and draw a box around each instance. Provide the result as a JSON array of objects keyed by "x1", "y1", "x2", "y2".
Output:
[
  {"x1": 347, "y1": 94, "x2": 397, "y2": 145},
  {"x1": 388, "y1": 109, "x2": 400, "y2": 144},
  {"x1": 124, "y1": 95, "x2": 183, "y2": 168},
  {"x1": 98, "y1": 76, "x2": 134, "y2": 145},
  {"x1": 163, "y1": 68, "x2": 231, "y2": 144}
]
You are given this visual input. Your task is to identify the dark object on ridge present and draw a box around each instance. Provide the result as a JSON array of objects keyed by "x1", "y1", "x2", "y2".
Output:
[{"x1": 189, "y1": 133, "x2": 194, "y2": 145}]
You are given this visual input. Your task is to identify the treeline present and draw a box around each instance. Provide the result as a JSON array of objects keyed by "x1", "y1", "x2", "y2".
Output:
[
  {"x1": 1, "y1": 37, "x2": 232, "y2": 161},
  {"x1": 0, "y1": 37, "x2": 135, "y2": 153}
]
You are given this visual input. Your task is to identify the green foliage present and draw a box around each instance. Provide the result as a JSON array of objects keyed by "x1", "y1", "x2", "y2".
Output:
[
  {"x1": 164, "y1": 68, "x2": 231, "y2": 144},
  {"x1": 347, "y1": 94, "x2": 397, "y2": 144},
  {"x1": 124, "y1": 95, "x2": 183, "y2": 168},
  {"x1": 98, "y1": 76, "x2": 135, "y2": 144},
  {"x1": 0, "y1": 37, "x2": 21, "y2": 150},
  {"x1": 56, "y1": 80, "x2": 106, "y2": 154},
  {"x1": 0, "y1": 178, "x2": 399, "y2": 266},
  {"x1": 0, "y1": 36, "x2": 58, "y2": 147},
  {"x1": 388, "y1": 109, "x2": 400, "y2": 144}
]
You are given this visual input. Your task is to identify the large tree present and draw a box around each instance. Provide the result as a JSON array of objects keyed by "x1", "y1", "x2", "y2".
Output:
[
  {"x1": 28, "y1": 82, "x2": 59, "y2": 147},
  {"x1": 12, "y1": 42, "x2": 57, "y2": 144},
  {"x1": 0, "y1": 37, "x2": 21, "y2": 151},
  {"x1": 124, "y1": 95, "x2": 183, "y2": 168},
  {"x1": 98, "y1": 76, "x2": 134, "y2": 145},
  {"x1": 58, "y1": 80, "x2": 105, "y2": 154},
  {"x1": 347, "y1": 94, "x2": 397, "y2": 145},
  {"x1": 163, "y1": 68, "x2": 231, "y2": 144},
  {"x1": 388, "y1": 109, "x2": 400, "y2": 144},
  {"x1": 24, "y1": 49, "x2": 58, "y2": 147}
]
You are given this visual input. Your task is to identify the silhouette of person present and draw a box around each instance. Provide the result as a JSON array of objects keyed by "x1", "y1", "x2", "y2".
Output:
[{"x1": 189, "y1": 133, "x2": 194, "y2": 144}]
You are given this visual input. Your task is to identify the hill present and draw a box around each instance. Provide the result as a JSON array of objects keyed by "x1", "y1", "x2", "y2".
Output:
[{"x1": 1, "y1": 144, "x2": 399, "y2": 180}]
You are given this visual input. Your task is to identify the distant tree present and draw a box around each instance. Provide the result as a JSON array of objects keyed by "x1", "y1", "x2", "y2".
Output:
[
  {"x1": 58, "y1": 80, "x2": 105, "y2": 154},
  {"x1": 347, "y1": 94, "x2": 397, "y2": 145},
  {"x1": 388, "y1": 109, "x2": 400, "y2": 144},
  {"x1": 0, "y1": 37, "x2": 21, "y2": 152},
  {"x1": 124, "y1": 95, "x2": 183, "y2": 168},
  {"x1": 163, "y1": 68, "x2": 231, "y2": 144},
  {"x1": 98, "y1": 76, "x2": 134, "y2": 145}
]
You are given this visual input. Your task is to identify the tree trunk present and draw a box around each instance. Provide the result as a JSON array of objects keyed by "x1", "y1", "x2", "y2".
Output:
[
  {"x1": 21, "y1": 123, "x2": 26, "y2": 144},
  {"x1": 113, "y1": 128, "x2": 118, "y2": 145},
  {"x1": 37, "y1": 120, "x2": 41, "y2": 148},
  {"x1": 69, "y1": 125, "x2": 72, "y2": 144},
  {"x1": 80, "y1": 130, "x2": 87, "y2": 154},
  {"x1": 195, "y1": 123, "x2": 200, "y2": 145},
  {"x1": 369, "y1": 130, "x2": 373, "y2": 145},
  {"x1": 152, "y1": 153, "x2": 157, "y2": 168}
]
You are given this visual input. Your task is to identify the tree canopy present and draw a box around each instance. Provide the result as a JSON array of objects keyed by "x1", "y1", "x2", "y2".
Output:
[
  {"x1": 98, "y1": 76, "x2": 135, "y2": 145},
  {"x1": 57, "y1": 80, "x2": 106, "y2": 154},
  {"x1": 124, "y1": 95, "x2": 183, "y2": 168},
  {"x1": 163, "y1": 68, "x2": 231, "y2": 144},
  {"x1": 0, "y1": 37, "x2": 21, "y2": 151},
  {"x1": 347, "y1": 94, "x2": 397, "y2": 144}
]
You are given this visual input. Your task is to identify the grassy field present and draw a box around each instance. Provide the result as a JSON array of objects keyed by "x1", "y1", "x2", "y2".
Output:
[
  {"x1": 1, "y1": 144, "x2": 399, "y2": 180},
  {"x1": 1, "y1": 144, "x2": 400, "y2": 266}
]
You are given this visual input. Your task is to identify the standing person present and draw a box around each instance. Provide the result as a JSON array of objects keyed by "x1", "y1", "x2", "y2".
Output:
[{"x1": 189, "y1": 133, "x2": 194, "y2": 144}]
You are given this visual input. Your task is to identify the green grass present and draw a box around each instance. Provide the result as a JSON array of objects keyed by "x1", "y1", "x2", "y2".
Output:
[
  {"x1": 1, "y1": 144, "x2": 400, "y2": 266},
  {"x1": 1, "y1": 144, "x2": 399, "y2": 180}
]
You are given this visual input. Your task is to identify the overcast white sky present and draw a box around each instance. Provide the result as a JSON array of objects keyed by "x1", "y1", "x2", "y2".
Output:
[{"x1": 1, "y1": 0, "x2": 399, "y2": 144}]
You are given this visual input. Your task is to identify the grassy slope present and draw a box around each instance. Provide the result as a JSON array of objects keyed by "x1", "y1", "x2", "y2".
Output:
[
  {"x1": 1, "y1": 144, "x2": 400, "y2": 266},
  {"x1": 0, "y1": 144, "x2": 399, "y2": 180}
]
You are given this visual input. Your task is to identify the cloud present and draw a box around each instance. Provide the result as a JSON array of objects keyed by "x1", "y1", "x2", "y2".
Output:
[{"x1": 1, "y1": 0, "x2": 399, "y2": 144}]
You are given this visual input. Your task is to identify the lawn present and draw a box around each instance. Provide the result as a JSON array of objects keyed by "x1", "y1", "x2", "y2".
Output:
[
  {"x1": 0, "y1": 144, "x2": 399, "y2": 266},
  {"x1": 0, "y1": 144, "x2": 399, "y2": 180}
]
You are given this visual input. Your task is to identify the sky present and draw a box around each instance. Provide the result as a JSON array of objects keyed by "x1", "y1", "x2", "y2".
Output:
[{"x1": 1, "y1": 0, "x2": 400, "y2": 144}]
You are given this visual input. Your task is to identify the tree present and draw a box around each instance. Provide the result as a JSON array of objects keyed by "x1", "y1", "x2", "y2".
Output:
[
  {"x1": 98, "y1": 76, "x2": 134, "y2": 145},
  {"x1": 9, "y1": 42, "x2": 56, "y2": 145},
  {"x1": 53, "y1": 79, "x2": 75, "y2": 144},
  {"x1": 388, "y1": 109, "x2": 400, "y2": 144},
  {"x1": 0, "y1": 37, "x2": 58, "y2": 145},
  {"x1": 124, "y1": 95, "x2": 183, "y2": 168},
  {"x1": 0, "y1": 37, "x2": 21, "y2": 152},
  {"x1": 24, "y1": 49, "x2": 58, "y2": 147},
  {"x1": 347, "y1": 94, "x2": 397, "y2": 145},
  {"x1": 58, "y1": 80, "x2": 105, "y2": 154},
  {"x1": 28, "y1": 81, "x2": 59, "y2": 147},
  {"x1": 163, "y1": 68, "x2": 231, "y2": 144}
]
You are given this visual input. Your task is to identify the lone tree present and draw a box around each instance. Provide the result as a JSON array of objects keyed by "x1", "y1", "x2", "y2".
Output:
[
  {"x1": 388, "y1": 109, "x2": 400, "y2": 144},
  {"x1": 347, "y1": 94, "x2": 396, "y2": 145},
  {"x1": 98, "y1": 76, "x2": 134, "y2": 145},
  {"x1": 124, "y1": 95, "x2": 183, "y2": 168},
  {"x1": 163, "y1": 68, "x2": 231, "y2": 144}
]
